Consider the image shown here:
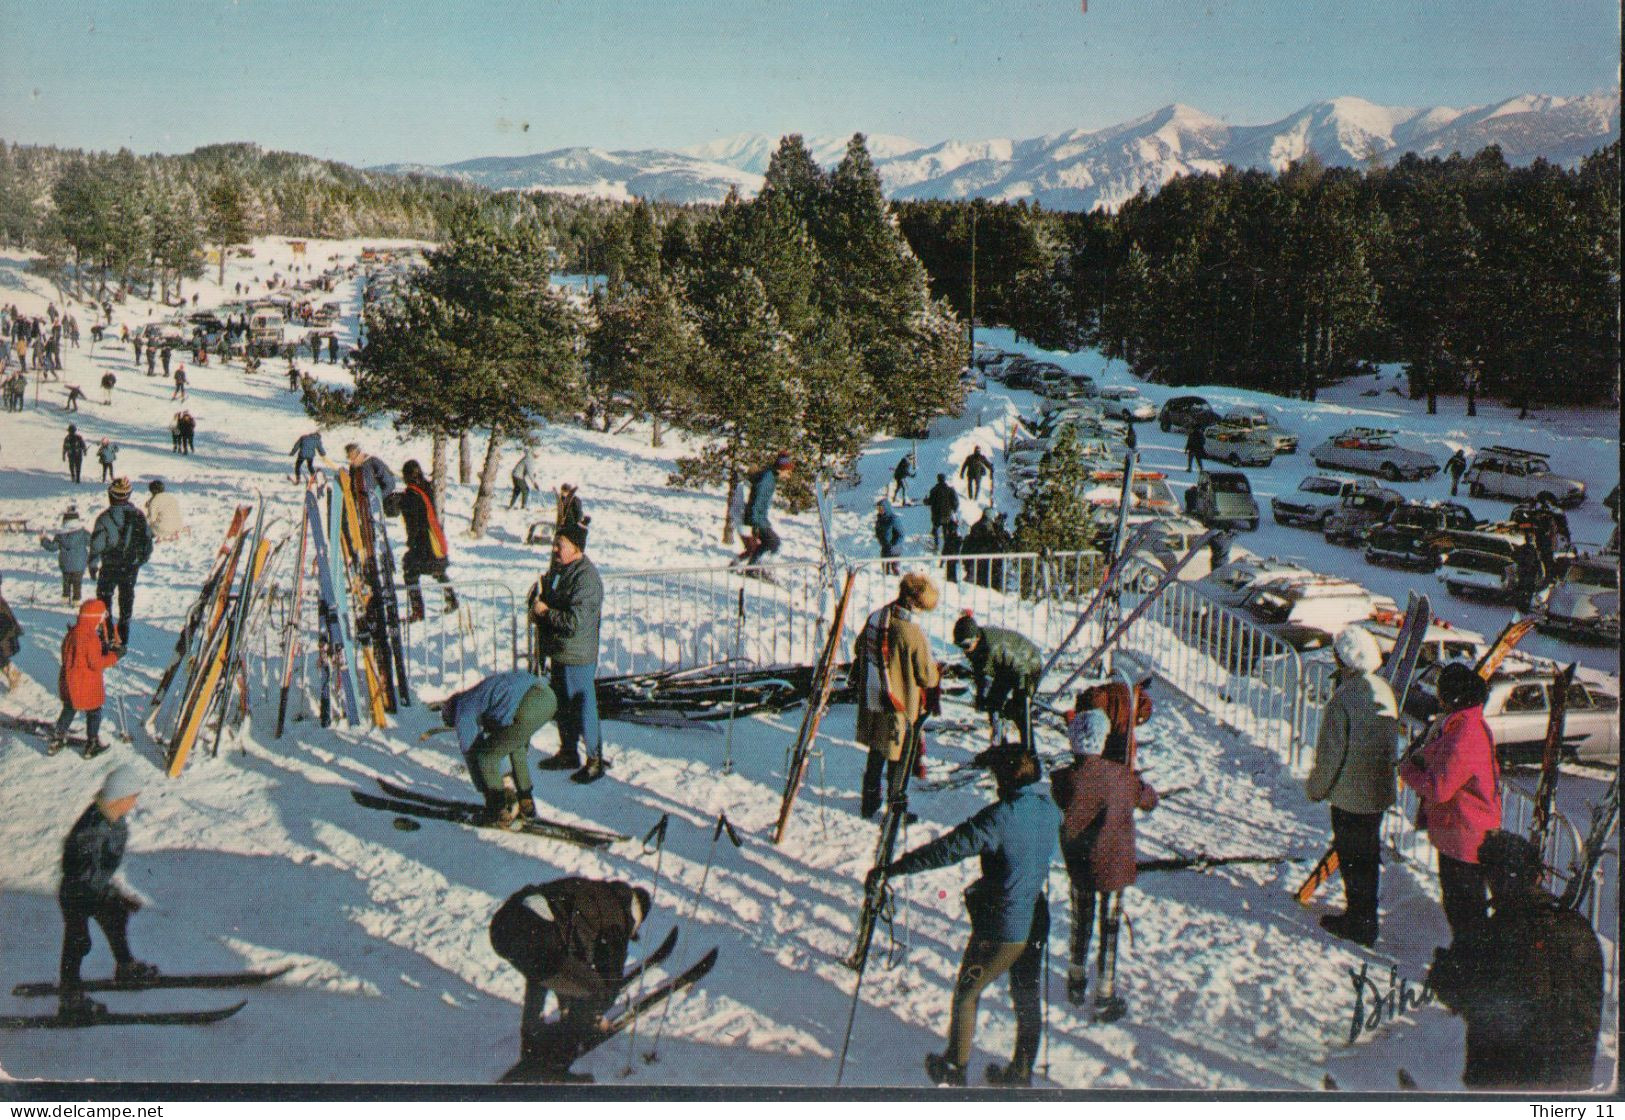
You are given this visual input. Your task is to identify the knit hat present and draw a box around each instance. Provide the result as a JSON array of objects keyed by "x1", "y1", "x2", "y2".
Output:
[
  {"x1": 1069, "y1": 708, "x2": 1111, "y2": 757},
  {"x1": 108, "y1": 477, "x2": 133, "y2": 502},
  {"x1": 1332, "y1": 625, "x2": 1382, "y2": 673},
  {"x1": 99, "y1": 764, "x2": 144, "y2": 804},
  {"x1": 774, "y1": 453, "x2": 793, "y2": 470},
  {"x1": 557, "y1": 521, "x2": 588, "y2": 552},
  {"x1": 952, "y1": 612, "x2": 980, "y2": 649}
]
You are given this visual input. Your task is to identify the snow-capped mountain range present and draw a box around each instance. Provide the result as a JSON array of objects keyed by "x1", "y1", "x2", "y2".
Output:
[{"x1": 373, "y1": 92, "x2": 1619, "y2": 210}]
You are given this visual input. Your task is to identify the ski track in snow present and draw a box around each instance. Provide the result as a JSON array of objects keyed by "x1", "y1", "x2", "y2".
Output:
[{"x1": 0, "y1": 240, "x2": 1615, "y2": 1088}]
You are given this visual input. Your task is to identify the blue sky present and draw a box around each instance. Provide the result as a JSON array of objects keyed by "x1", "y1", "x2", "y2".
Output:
[{"x1": 1, "y1": 0, "x2": 1617, "y2": 165}]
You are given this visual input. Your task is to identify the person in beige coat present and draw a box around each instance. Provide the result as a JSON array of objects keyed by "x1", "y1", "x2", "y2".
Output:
[
  {"x1": 144, "y1": 480, "x2": 185, "y2": 543},
  {"x1": 1305, "y1": 624, "x2": 1399, "y2": 946},
  {"x1": 853, "y1": 572, "x2": 940, "y2": 819}
]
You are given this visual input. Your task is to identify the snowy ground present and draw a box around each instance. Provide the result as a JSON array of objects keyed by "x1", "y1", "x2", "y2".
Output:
[{"x1": 0, "y1": 241, "x2": 1616, "y2": 1089}]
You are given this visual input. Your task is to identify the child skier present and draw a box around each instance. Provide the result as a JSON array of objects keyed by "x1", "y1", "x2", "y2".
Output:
[
  {"x1": 50, "y1": 598, "x2": 123, "y2": 758},
  {"x1": 41, "y1": 507, "x2": 91, "y2": 601}
]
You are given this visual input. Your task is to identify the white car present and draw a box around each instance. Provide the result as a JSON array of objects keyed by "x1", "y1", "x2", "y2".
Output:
[
  {"x1": 1202, "y1": 422, "x2": 1276, "y2": 468},
  {"x1": 1407, "y1": 665, "x2": 1621, "y2": 765},
  {"x1": 1463, "y1": 446, "x2": 1587, "y2": 508},
  {"x1": 1223, "y1": 406, "x2": 1298, "y2": 454},
  {"x1": 1311, "y1": 428, "x2": 1440, "y2": 482},
  {"x1": 1098, "y1": 386, "x2": 1157, "y2": 423},
  {"x1": 1536, "y1": 555, "x2": 1620, "y2": 645}
]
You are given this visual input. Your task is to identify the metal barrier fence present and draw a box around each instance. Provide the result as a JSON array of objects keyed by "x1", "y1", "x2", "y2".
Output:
[{"x1": 401, "y1": 579, "x2": 521, "y2": 696}]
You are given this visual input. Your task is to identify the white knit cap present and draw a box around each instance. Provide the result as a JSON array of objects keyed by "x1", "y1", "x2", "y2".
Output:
[
  {"x1": 1333, "y1": 625, "x2": 1383, "y2": 673},
  {"x1": 98, "y1": 764, "x2": 144, "y2": 804},
  {"x1": 1068, "y1": 709, "x2": 1111, "y2": 757}
]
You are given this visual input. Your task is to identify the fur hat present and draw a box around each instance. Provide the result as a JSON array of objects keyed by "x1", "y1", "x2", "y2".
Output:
[
  {"x1": 99, "y1": 764, "x2": 144, "y2": 804},
  {"x1": 1333, "y1": 625, "x2": 1382, "y2": 673},
  {"x1": 108, "y1": 477, "x2": 133, "y2": 502},
  {"x1": 556, "y1": 521, "x2": 588, "y2": 552},
  {"x1": 897, "y1": 572, "x2": 938, "y2": 611},
  {"x1": 1068, "y1": 708, "x2": 1111, "y2": 757}
]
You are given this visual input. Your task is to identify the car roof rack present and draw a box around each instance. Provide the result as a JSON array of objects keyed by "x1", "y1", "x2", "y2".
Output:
[{"x1": 1478, "y1": 445, "x2": 1549, "y2": 460}]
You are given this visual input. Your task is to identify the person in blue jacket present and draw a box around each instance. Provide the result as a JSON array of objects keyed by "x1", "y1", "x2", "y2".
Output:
[
  {"x1": 871, "y1": 743, "x2": 1061, "y2": 1088},
  {"x1": 41, "y1": 508, "x2": 91, "y2": 601},
  {"x1": 290, "y1": 431, "x2": 326, "y2": 481},
  {"x1": 740, "y1": 453, "x2": 792, "y2": 566},
  {"x1": 874, "y1": 499, "x2": 904, "y2": 572},
  {"x1": 438, "y1": 670, "x2": 558, "y2": 828}
]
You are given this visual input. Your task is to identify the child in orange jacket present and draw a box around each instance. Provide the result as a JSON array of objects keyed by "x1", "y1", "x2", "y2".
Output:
[{"x1": 51, "y1": 599, "x2": 122, "y2": 758}]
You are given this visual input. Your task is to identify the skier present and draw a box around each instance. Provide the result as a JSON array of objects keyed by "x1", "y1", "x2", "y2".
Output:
[
  {"x1": 1445, "y1": 449, "x2": 1468, "y2": 497},
  {"x1": 851, "y1": 573, "x2": 941, "y2": 818},
  {"x1": 952, "y1": 612, "x2": 1043, "y2": 755},
  {"x1": 528, "y1": 522, "x2": 607, "y2": 785},
  {"x1": 1398, "y1": 661, "x2": 1502, "y2": 941},
  {"x1": 99, "y1": 371, "x2": 116, "y2": 406},
  {"x1": 873, "y1": 743, "x2": 1059, "y2": 1088},
  {"x1": 1183, "y1": 424, "x2": 1206, "y2": 472},
  {"x1": 56, "y1": 765, "x2": 159, "y2": 1019},
  {"x1": 385, "y1": 460, "x2": 459, "y2": 620},
  {"x1": 1426, "y1": 830, "x2": 1603, "y2": 1090},
  {"x1": 1075, "y1": 670, "x2": 1153, "y2": 765},
  {"x1": 961, "y1": 509, "x2": 1009, "y2": 589},
  {"x1": 891, "y1": 452, "x2": 916, "y2": 505},
  {"x1": 327, "y1": 335, "x2": 339, "y2": 365},
  {"x1": 95, "y1": 438, "x2": 119, "y2": 484},
  {"x1": 62, "y1": 425, "x2": 87, "y2": 484},
  {"x1": 0, "y1": 573, "x2": 21, "y2": 692},
  {"x1": 176, "y1": 411, "x2": 196, "y2": 455},
  {"x1": 289, "y1": 430, "x2": 325, "y2": 482},
  {"x1": 87, "y1": 478, "x2": 153, "y2": 647},
  {"x1": 510, "y1": 453, "x2": 536, "y2": 509},
  {"x1": 874, "y1": 498, "x2": 904, "y2": 573},
  {"x1": 740, "y1": 454, "x2": 792, "y2": 567},
  {"x1": 926, "y1": 473, "x2": 959, "y2": 552},
  {"x1": 958, "y1": 446, "x2": 994, "y2": 502},
  {"x1": 1051, "y1": 708, "x2": 1159, "y2": 1018},
  {"x1": 489, "y1": 877, "x2": 652, "y2": 1083},
  {"x1": 436, "y1": 669, "x2": 558, "y2": 827},
  {"x1": 146, "y1": 345, "x2": 156, "y2": 377},
  {"x1": 63, "y1": 385, "x2": 85, "y2": 412},
  {"x1": 49, "y1": 598, "x2": 124, "y2": 758},
  {"x1": 41, "y1": 507, "x2": 91, "y2": 601},
  {"x1": 555, "y1": 483, "x2": 586, "y2": 539},
  {"x1": 1304, "y1": 626, "x2": 1399, "y2": 948},
  {"x1": 343, "y1": 442, "x2": 396, "y2": 499},
  {"x1": 144, "y1": 480, "x2": 185, "y2": 544},
  {"x1": 170, "y1": 364, "x2": 186, "y2": 401}
]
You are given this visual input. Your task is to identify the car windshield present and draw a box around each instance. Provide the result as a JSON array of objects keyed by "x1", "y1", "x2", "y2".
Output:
[
  {"x1": 1300, "y1": 477, "x2": 1342, "y2": 496},
  {"x1": 1243, "y1": 589, "x2": 1293, "y2": 624},
  {"x1": 1213, "y1": 476, "x2": 1250, "y2": 494}
]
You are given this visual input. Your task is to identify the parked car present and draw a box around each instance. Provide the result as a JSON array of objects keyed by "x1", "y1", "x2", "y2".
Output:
[
  {"x1": 959, "y1": 365, "x2": 987, "y2": 391},
  {"x1": 1463, "y1": 446, "x2": 1586, "y2": 508},
  {"x1": 1118, "y1": 515, "x2": 1218, "y2": 587},
  {"x1": 1201, "y1": 422, "x2": 1277, "y2": 468},
  {"x1": 1193, "y1": 556, "x2": 1316, "y2": 610},
  {"x1": 1227, "y1": 576, "x2": 1397, "y2": 663},
  {"x1": 1296, "y1": 617, "x2": 1486, "y2": 702},
  {"x1": 1097, "y1": 386, "x2": 1157, "y2": 423},
  {"x1": 1222, "y1": 406, "x2": 1298, "y2": 454},
  {"x1": 1159, "y1": 396, "x2": 1220, "y2": 434},
  {"x1": 1362, "y1": 501, "x2": 1481, "y2": 570},
  {"x1": 971, "y1": 347, "x2": 1019, "y2": 372},
  {"x1": 1081, "y1": 470, "x2": 1180, "y2": 518},
  {"x1": 1406, "y1": 664, "x2": 1620, "y2": 766},
  {"x1": 1003, "y1": 361, "x2": 1043, "y2": 390},
  {"x1": 1535, "y1": 554, "x2": 1620, "y2": 645},
  {"x1": 1271, "y1": 475, "x2": 1382, "y2": 529},
  {"x1": 1184, "y1": 470, "x2": 1261, "y2": 531},
  {"x1": 1322, "y1": 485, "x2": 1406, "y2": 545},
  {"x1": 1439, "y1": 529, "x2": 1527, "y2": 603},
  {"x1": 1310, "y1": 427, "x2": 1440, "y2": 482}
]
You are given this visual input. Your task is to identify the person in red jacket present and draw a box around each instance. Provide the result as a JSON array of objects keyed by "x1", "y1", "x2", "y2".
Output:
[
  {"x1": 1399, "y1": 662, "x2": 1503, "y2": 940},
  {"x1": 50, "y1": 599, "x2": 123, "y2": 758},
  {"x1": 1050, "y1": 707, "x2": 1159, "y2": 1022},
  {"x1": 1076, "y1": 671, "x2": 1153, "y2": 765}
]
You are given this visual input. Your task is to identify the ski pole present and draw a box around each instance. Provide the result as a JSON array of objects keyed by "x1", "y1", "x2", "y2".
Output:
[
  {"x1": 722, "y1": 589, "x2": 745, "y2": 775},
  {"x1": 645, "y1": 811, "x2": 740, "y2": 1064},
  {"x1": 622, "y1": 812, "x2": 670, "y2": 1076}
]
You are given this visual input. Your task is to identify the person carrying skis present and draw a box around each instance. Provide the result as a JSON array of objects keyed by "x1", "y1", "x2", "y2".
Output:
[
  {"x1": 144, "y1": 480, "x2": 185, "y2": 544},
  {"x1": 56, "y1": 764, "x2": 160, "y2": 1019},
  {"x1": 0, "y1": 573, "x2": 21, "y2": 693},
  {"x1": 95, "y1": 438, "x2": 119, "y2": 484},
  {"x1": 41, "y1": 507, "x2": 91, "y2": 601},
  {"x1": 1398, "y1": 661, "x2": 1502, "y2": 941},
  {"x1": 1426, "y1": 830, "x2": 1603, "y2": 1090},
  {"x1": 88, "y1": 478, "x2": 153, "y2": 647},
  {"x1": 49, "y1": 598, "x2": 123, "y2": 758},
  {"x1": 958, "y1": 446, "x2": 994, "y2": 502},
  {"x1": 953, "y1": 612, "x2": 1043, "y2": 755},
  {"x1": 555, "y1": 482, "x2": 586, "y2": 538},
  {"x1": 873, "y1": 742, "x2": 1060, "y2": 1088},
  {"x1": 343, "y1": 442, "x2": 396, "y2": 500},
  {"x1": 1075, "y1": 670, "x2": 1154, "y2": 765},
  {"x1": 385, "y1": 460, "x2": 459, "y2": 620},
  {"x1": 436, "y1": 669, "x2": 558, "y2": 828},
  {"x1": 740, "y1": 454, "x2": 791, "y2": 567},
  {"x1": 1304, "y1": 625, "x2": 1399, "y2": 948},
  {"x1": 1445, "y1": 449, "x2": 1469, "y2": 497},
  {"x1": 874, "y1": 498, "x2": 904, "y2": 573},
  {"x1": 510, "y1": 453, "x2": 536, "y2": 509},
  {"x1": 489, "y1": 877, "x2": 652, "y2": 1083},
  {"x1": 1052, "y1": 708, "x2": 1159, "y2": 1018},
  {"x1": 891, "y1": 452, "x2": 916, "y2": 505},
  {"x1": 62, "y1": 425, "x2": 87, "y2": 484},
  {"x1": 852, "y1": 573, "x2": 940, "y2": 819},
  {"x1": 927, "y1": 473, "x2": 960, "y2": 552},
  {"x1": 290, "y1": 431, "x2": 325, "y2": 481},
  {"x1": 528, "y1": 522, "x2": 607, "y2": 785}
]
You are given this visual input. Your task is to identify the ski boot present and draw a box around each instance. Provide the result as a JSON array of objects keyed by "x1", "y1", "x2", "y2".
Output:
[
  {"x1": 569, "y1": 757, "x2": 608, "y2": 785},
  {"x1": 82, "y1": 736, "x2": 111, "y2": 760},
  {"x1": 537, "y1": 748, "x2": 582, "y2": 772},
  {"x1": 925, "y1": 1052, "x2": 967, "y2": 1087},
  {"x1": 115, "y1": 960, "x2": 160, "y2": 982},
  {"x1": 47, "y1": 733, "x2": 68, "y2": 757},
  {"x1": 1319, "y1": 912, "x2": 1377, "y2": 948},
  {"x1": 1092, "y1": 995, "x2": 1128, "y2": 1023},
  {"x1": 986, "y1": 1060, "x2": 1033, "y2": 1088},
  {"x1": 516, "y1": 795, "x2": 537, "y2": 821},
  {"x1": 58, "y1": 989, "x2": 106, "y2": 1021}
]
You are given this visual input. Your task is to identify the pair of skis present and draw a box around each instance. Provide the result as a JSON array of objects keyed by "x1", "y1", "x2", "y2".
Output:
[
  {"x1": 2, "y1": 965, "x2": 289, "y2": 1030},
  {"x1": 351, "y1": 778, "x2": 629, "y2": 849},
  {"x1": 773, "y1": 570, "x2": 857, "y2": 844}
]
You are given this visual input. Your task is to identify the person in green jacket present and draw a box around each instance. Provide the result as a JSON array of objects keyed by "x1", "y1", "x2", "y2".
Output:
[
  {"x1": 953, "y1": 613, "x2": 1043, "y2": 755},
  {"x1": 1304, "y1": 625, "x2": 1399, "y2": 947},
  {"x1": 529, "y1": 523, "x2": 607, "y2": 785}
]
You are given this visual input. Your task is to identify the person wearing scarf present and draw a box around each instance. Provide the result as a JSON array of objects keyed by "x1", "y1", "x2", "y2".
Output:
[
  {"x1": 852, "y1": 573, "x2": 940, "y2": 819},
  {"x1": 386, "y1": 460, "x2": 458, "y2": 621}
]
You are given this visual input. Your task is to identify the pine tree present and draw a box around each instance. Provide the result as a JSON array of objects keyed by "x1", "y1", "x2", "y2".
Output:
[{"x1": 204, "y1": 173, "x2": 251, "y2": 285}]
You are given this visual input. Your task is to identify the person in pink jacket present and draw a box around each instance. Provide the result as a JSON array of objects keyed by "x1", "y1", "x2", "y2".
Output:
[{"x1": 1399, "y1": 662, "x2": 1502, "y2": 940}]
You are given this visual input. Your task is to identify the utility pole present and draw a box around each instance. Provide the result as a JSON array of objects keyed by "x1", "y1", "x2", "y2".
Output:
[{"x1": 967, "y1": 203, "x2": 978, "y2": 355}]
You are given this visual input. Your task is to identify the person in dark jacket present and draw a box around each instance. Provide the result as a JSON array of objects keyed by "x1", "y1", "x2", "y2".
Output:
[
  {"x1": 0, "y1": 573, "x2": 21, "y2": 692},
  {"x1": 384, "y1": 460, "x2": 458, "y2": 620},
  {"x1": 1445, "y1": 449, "x2": 1468, "y2": 497},
  {"x1": 343, "y1": 442, "x2": 396, "y2": 500},
  {"x1": 874, "y1": 499, "x2": 904, "y2": 572},
  {"x1": 88, "y1": 478, "x2": 153, "y2": 647},
  {"x1": 58, "y1": 765, "x2": 158, "y2": 1018},
  {"x1": 961, "y1": 509, "x2": 1009, "y2": 589},
  {"x1": 529, "y1": 523, "x2": 606, "y2": 784},
  {"x1": 958, "y1": 446, "x2": 993, "y2": 502},
  {"x1": 953, "y1": 613, "x2": 1042, "y2": 755},
  {"x1": 176, "y1": 410, "x2": 196, "y2": 454},
  {"x1": 1184, "y1": 425, "x2": 1206, "y2": 472},
  {"x1": 41, "y1": 508, "x2": 91, "y2": 602},
  {"x1": 290, "y1": 431, "x2": 325, "y2": 481},
  {"x1": 891, "y1": 452, "x2": 915, "y2": 505},
  {"x1": 1051, "y1": 709, "x2": 1158, "y2": 1019},
  {"x1": 490, "y1": 878, "x2": 652, "y2": 1083},
  {"x1": 926, "y1": 474, "x2": 959, "y2": 552},
  {"x1": 62, "y1": 425, "x2": 87, "y2": 484},
  {"x1": 1427, "y1": 830, "x2": 1603, "y2": 1090},
  {"x1": 555, "y1": 482, "x2": 586, "y2": 535},
  {"x1": 940, "y1": 515, "x2": 964, "y2": 584},
  {"x1": 740, "y1": 454, "x2": 791, "y2": 566},
  {"x1": 438, "y1": 670, "x2": 558, "y2": 827},
  {"x1": 875, "y1": 745, "x2": 1061, "y2": 1088}
]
